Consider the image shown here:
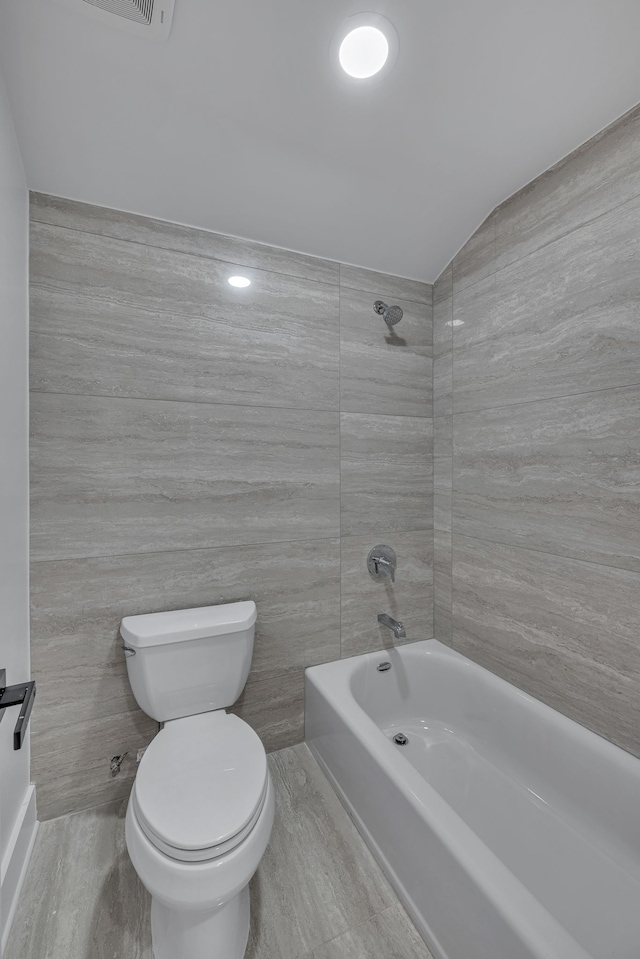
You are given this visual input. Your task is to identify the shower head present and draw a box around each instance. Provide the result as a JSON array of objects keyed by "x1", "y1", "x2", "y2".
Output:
[{"x1": 374, "y1": 300, "x2": 403, "y2": 327}]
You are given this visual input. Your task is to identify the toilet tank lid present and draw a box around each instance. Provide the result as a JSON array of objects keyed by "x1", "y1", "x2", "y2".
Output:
[{"x1": 120, "y1": 600, "x2": 257, "y2": 648}]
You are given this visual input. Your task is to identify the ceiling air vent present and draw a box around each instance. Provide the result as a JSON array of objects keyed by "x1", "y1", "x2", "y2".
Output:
[{"x1": 55, "y1": 0, "x2": 175, "y2": 41}]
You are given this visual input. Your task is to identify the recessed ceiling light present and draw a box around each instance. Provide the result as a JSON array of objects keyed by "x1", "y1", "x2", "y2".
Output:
[
  {"x1": 332, "y1": 14, "x2": 399, "y2": 82},
  {"x1": 339, "y1": 26, "x2": 389, "y2": 79},
  {"x1": 228, "y1": 275, "x2": 251, "y2": 288}
]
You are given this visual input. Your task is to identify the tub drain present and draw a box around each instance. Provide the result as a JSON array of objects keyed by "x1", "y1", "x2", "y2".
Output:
[{"x1": 393, "y1": 732, "x2": 409, "y2": 746}]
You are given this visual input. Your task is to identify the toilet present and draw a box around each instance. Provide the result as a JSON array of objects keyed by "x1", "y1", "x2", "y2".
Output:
[{"x1": 120, "y1": 600, "x2": 274, "y2": 959}]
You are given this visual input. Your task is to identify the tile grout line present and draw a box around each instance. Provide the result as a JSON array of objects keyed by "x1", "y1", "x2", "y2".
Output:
[
  {"x1": 450, "y1": 179, "x2": 640, "y2": 299},
  {"x1": 452, "y1": 529, "x2": 640, "y2": 577},
  {"x1": 30, "y1": 217, "x2": 343, "y2": 289},
  {"x1": 301, "y1": 902, "x2": 420, "y2": 959},
  {"x1": 449, "y1": 288, "x2": 454, "y2": 643},
  {"x1": 431, "y1": 285, "x2": 436, "y2": 643},
  {"x1": 29, "y1": 279, "x2": 343, "y2": 339},
  {"x1": 30, "y1": 535, "x2": 343, "y2": 565},
  {"x1": 31, "y1": 208, "x2": 434, "y2": 302},
  {"x1": 30, "y1": 528, "x2": 433, "y2": 566},
  {"x1": 338, "y1": 282, "x2": 432, "y2": 308},
  {"x1": 338, "y1": 269, "x2": 343, "y2": 664},
  {"x1": 451, "y1": 380, "x2": 640, "y2": 418},
  {"x1": 29, "y1": 387, "x2": 340, "y2": 416},
  {"x1": 30, "y1": 387, "x2": 435, "y2": 420}
]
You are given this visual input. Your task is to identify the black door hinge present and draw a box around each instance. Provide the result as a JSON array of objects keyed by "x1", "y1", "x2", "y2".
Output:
[{"x1": 0, "y1": 669, "x2": 36, "y2": 750}]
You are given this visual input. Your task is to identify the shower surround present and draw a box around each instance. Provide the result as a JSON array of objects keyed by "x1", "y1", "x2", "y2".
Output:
[
  {"x1": 28, "y1": 195, "x2": 433, "y2": 819},
  {"x1": 28, "y1": 99, "x2": 640, "y2": 822},
  {"x1": 433, "y1": 102, "x2": 640, "y2": 758}
]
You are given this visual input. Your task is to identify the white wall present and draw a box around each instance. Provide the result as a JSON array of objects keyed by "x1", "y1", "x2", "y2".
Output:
[{"x1": 0, "y1": 66, "x2": 35, "y2": 954}]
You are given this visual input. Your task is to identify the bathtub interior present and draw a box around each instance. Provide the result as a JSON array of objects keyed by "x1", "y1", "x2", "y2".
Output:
[{"x1": 342, "y1": 641, "x2": 640, "y2": 959}]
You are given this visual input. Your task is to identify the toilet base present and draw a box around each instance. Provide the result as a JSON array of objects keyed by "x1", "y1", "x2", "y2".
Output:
[{"x1": 151, "y1": 885, "x2": 250, "y2": 959}]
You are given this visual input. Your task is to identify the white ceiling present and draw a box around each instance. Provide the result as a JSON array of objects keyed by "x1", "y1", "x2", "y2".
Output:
[{"x1": 2, "y1": 0, "x2": 640, "y2": 282}]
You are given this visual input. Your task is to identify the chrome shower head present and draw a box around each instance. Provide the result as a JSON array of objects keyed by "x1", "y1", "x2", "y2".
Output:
[{"x1": 374, "y1": 300, "x2": 403, "y2": 327}]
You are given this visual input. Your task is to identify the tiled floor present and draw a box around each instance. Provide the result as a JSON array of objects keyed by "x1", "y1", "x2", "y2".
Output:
[{"x1": 6, "y1": 743, "x2": 434, "y2": 959}]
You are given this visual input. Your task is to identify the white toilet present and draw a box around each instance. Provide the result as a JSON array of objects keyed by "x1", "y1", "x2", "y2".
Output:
[{"x1": 120, "y1": 600, "x2": 274, "y2": 959}]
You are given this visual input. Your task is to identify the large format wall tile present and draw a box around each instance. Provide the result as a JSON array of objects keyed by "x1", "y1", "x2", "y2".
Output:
[
  {"x1": 340, "y1": 530, "x2": 433, "y2": 658},
  {"x1": 340, "y1": 263, "x2": 431, "y2": 305},
  {"x1": 454, "y1": 193, "x2": 640, "y2": 412},
  {"x1": 33, "y1": 710, "x2": 158, "y2": 822},
  {"x1": 433, "y1": 530, "x2": 452, "y2": 644},
  {"x1": 433, "y1": 295, "x2": 452, "y2": 417},
  {"x1": 434, "y1": 489, "x2": 452, "y2": 533},
  {"x1": 433, "y1": 415, "x2": 452, "y2": 491},
  {"x1": 29, "y1": 198, "x2": 433, "y2": 819},
  {"x1": 452, "y1": 536, "x2": 640, "y2": 757},
  {"x1": 437, "y1": 106, "x2": 640, "y2": 764},
  {"x1": 340, "y1": 413, "x2": 432, "y2": 537},
  {"x1": 452, "y1": 211, "x2": 496, "y2": 295},
  {"x1": 30, "y1": 193, "x2": 339, "y2": 285},
  {"x1": 31, "y1": 540, "x2": 340, "y2": 729},
  {"x1": 454, "y1": 385, "x2": 640, "y2": 571},
  {"x1": 432, "y1": 262, "x2": 452, "y2": 306},
  {"x1": 339, "y1": 287, "x2": 432, "y2": 417},
  {"x1": 31, "y1": 539, "x2": 339, "y2": 817},
  {"x1": 30, "y1": 223, "x2": 339, "y2": 411},
  {"x1": 495, "y1": 104, "x2": 640, "y2": 272},
  {"x1": 31, "y1": 393, "x2": 339, "y2": 560},
  {"x1": 232, "y1": 667, "x2": 305, "y2": 755}
]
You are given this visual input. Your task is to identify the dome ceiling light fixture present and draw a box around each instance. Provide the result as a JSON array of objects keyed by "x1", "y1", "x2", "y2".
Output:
[
  {"x1": 228, "y1": 275, "x2": 251, "y2": 288},
  {"x1": 332, "y1": 13, "x2": 399, "y2": 81}
]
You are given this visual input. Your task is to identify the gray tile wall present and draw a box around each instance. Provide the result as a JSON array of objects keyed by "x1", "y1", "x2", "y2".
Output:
[
  {"x1": 432, "y1": 102, "x2": 640, "y2": 756},
  {"x1": 29, "y1": 195, "x2": 433, "y2": 819}
]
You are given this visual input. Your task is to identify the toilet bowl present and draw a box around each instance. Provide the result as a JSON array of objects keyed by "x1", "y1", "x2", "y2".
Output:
[{"x1": 120, "y1": 601, "x2": 273, "y2": 959}]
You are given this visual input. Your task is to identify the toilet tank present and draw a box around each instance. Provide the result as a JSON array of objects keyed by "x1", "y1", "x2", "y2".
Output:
[{"x1": 120, "y1": 601, "x2": 257, "y2": 722}]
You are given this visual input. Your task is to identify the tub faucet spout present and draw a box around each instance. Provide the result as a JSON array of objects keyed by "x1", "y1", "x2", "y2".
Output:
[{"x1": 377, "y1": 613, "x2": 406, "y2": 640}]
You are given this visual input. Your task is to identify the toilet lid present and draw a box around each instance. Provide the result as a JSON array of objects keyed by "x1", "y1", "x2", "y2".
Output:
[{"x1": 133, "y1": 711, "x2": 268, "y2": 862}]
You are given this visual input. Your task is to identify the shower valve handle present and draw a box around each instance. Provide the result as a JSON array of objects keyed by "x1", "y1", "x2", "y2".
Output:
[{"x1": 367, "y1": 545, "x2": 397, "y2": 583}]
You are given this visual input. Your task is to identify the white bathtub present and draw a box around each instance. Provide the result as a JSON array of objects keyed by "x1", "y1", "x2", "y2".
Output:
[{"x1": 305, "y1": 640, "x2": 640, "y2": 959}]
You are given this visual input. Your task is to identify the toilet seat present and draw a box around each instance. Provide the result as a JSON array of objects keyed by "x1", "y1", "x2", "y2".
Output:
[{"x1": 132, "y1": 710, "x2": 268, "y2": 863}]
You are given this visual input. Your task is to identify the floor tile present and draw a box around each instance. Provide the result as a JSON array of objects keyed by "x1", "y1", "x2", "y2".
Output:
[
  {"x1": 310, "y1": 905, "x2": 434, "y2": 959},
  {"x1": 7, "y1": 743, "x2": 428, "y2": 959},
  {"x1": 4, "y1": 802, "x2": 151, "y2": 959},
  {"x1": 247, "y1": 744, "x2": 395, "y2": 959}
]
